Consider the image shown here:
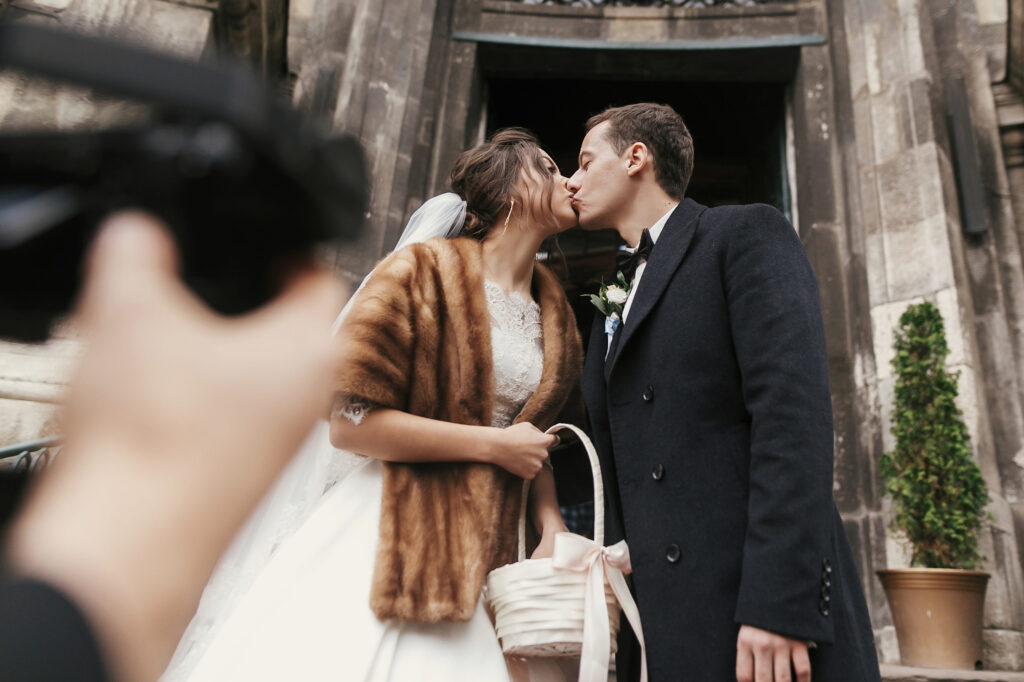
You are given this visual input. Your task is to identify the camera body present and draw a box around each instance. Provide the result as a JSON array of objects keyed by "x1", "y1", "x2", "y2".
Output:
[{"x1": 0, "y1": 24, "x2": 368, "y2": 341}]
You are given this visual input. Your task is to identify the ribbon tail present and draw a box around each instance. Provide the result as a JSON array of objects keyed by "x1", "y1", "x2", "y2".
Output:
[
  {"x1": 578, "y1": 561, "x2": 611, "y2": 682},
  {"x1": 606, "y1": 567, "x2": 648, "y2": 682}
]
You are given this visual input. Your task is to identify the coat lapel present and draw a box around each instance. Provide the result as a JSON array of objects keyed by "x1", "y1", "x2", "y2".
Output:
[
  {"x1": 582, "y1": 310, "x2": 609, "y2": 411},
  {"x1": 604, "y1": 198, "x2": 706, "y2": 381}
]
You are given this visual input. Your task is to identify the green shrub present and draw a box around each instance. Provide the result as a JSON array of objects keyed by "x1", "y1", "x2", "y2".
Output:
[{"x1": 880, "y1": 301, "x2": 989, "y2": 569}]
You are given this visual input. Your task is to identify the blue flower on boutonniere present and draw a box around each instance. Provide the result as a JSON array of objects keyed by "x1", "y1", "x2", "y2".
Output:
[{"x1": 584, "y1": 271, "x2": 631, "y2": 336}]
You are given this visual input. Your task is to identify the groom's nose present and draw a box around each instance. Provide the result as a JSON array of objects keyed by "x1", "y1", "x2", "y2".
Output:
[{"x1": 567, "y1": 169, "x2": 582, "y2": 193}]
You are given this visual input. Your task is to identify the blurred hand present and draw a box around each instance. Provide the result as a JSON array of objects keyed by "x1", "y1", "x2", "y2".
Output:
[
  {"x1": 6, "y1": 211, "x2": 345, "y2": 682},
  {"x1": 491, "y1": 422, "x2": 557, "y2": 480}
]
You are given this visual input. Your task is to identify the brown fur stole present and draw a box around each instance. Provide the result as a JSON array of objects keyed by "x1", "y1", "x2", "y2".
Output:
[{"x1": 332, "y1": 237, "x2": 582, "y2": 623}]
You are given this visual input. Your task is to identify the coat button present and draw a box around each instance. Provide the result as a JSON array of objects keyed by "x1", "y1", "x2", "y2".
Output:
[
  {"x1": 652, "y1": 463, "x2": 665, "y2": 481},
  {"x1": 821, "y1": 587, "x2": 831, "y2": 601},
  {"x1": 822, "y1": 574, "x2": 832, "y2": 588},
  {"x1": 665, "y1": 544, "x2": 681, "y2": 563},
  {"x1": 822, "y1": 558, "x2": 832, "y2": 574},
  {"x1": 642, "y1": 384, "x2": 654, "y2": 402},
  {"x1": 819, "y1": 598, "x2": 831, "y2": 616}
]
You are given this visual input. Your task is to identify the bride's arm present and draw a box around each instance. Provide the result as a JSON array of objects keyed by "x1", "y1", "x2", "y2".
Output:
[
  {"x1": 330, "y1": 408, "x2": 556, "y2": 481},
  {"x1": 528, "y1": 466, "x2": 569, "y2": 559}
]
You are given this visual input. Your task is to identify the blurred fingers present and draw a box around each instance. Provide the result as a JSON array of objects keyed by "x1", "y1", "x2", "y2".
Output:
[
  {"x1": 80, "y1": 211, "x2": 181, "y2": 322},
  {"x1": 249, "y1": 266, "x2": 346, "y2": 403},
  {"x1": 255, "y1": 265, "x2": 347, "y2": 337}
]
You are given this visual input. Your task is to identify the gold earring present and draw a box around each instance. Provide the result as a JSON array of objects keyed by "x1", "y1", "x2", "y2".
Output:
[{"x1": 502, "y1": 199, "x2": 515, "y2": 235}]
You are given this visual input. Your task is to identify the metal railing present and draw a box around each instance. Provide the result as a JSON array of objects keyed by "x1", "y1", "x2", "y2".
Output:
[{"x1": 0, "y1": 437, "x2": 61, "y2": 473}]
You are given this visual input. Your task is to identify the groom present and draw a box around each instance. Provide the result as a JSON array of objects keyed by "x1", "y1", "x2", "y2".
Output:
[{"x1": 567, "y1": 103, "x2": 880, "y2": 681}]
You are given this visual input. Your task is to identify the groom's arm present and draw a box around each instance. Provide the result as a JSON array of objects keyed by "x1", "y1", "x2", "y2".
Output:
[{"x1": 721, "y1": 204, "x2": 836, "y2": 647}]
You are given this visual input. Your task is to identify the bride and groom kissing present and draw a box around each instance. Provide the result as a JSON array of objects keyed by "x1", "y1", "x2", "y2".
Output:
[{"x1": 163, "y1": 103, "x2": 881, "y2": 682}]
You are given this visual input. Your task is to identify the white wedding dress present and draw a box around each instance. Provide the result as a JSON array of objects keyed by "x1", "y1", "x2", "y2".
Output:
[{"x1": 163, "y1": 280, "x2": 547, "y2": 682}]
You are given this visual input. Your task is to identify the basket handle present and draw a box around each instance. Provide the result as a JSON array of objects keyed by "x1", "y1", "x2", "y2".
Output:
[{"x1": 517, "y1": 423, "x2": 606, "y2": 561}]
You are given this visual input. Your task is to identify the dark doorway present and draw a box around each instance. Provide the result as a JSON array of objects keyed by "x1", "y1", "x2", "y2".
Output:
[{"x1": 487, "y1": 78, "x2": 789, "y2": 213}]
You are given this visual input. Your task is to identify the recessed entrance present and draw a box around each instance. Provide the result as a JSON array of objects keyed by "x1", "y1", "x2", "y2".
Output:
[{"x1": 487, "y1": 78, "x2": 789, "y2": 211}]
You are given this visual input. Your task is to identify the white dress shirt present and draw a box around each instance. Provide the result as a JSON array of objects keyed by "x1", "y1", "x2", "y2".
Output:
[{"x1": 607, "y1": 204, "x2": 678, "y2": 354}]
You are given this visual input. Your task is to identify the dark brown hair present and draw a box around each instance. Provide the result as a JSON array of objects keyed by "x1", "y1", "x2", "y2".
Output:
[
  {"x1": 450, "y1": 127, "x2": 556, "y2": 240},
  {"x1": 586, "y1": 103, "x2": 694, "y2": 200}
]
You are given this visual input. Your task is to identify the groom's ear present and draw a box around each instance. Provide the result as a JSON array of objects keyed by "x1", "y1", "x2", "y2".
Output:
[{"x1": 625, "y1": 142, "x2": 651, "y2": 177}]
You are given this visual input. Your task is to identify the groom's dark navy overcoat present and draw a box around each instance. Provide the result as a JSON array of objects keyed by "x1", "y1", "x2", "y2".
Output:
[{"x1": 579, "y1": 199, "x2": 879, "y2": 681}]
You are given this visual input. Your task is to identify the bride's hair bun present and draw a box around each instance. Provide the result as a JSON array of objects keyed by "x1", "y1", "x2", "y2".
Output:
[{"x1": 450, "y1": 128, "x2": 553, "y2": 241}]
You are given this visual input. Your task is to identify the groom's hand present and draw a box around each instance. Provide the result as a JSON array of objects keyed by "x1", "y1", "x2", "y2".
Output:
[{"x1": 736, "y1": 625, "x2": 811, "y2": 682}]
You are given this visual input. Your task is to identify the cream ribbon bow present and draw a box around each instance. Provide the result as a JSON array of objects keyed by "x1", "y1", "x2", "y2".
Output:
[{"x1": 551, "y1": 532, "x2": 648, "y2": 682}]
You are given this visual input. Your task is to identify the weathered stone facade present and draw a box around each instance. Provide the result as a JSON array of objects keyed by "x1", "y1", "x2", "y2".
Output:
[
  {"x1": 0, "y1": 0, "x2": 217, "y2": 445},
  {"x1": 4, "y1": 0, "x2": 1024, "y2": 668}
]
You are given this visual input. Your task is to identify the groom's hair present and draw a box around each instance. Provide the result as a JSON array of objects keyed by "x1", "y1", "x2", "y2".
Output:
[{"x1": 586, "y1": 103, "x2": 693, "y2": 200}]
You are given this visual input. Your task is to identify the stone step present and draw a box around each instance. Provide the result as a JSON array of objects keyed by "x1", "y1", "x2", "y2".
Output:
[{"x1": 881, "y1": 664, "x2": 1024, "y2": 682}]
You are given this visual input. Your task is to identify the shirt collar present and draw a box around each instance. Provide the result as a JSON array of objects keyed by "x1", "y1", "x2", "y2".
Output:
[
  {"x1": 647, "y1": 203, "x2": 677, "y2": 245},
  {"x1": 623, "y1": 203, "x2": 678, "y2": 252}
]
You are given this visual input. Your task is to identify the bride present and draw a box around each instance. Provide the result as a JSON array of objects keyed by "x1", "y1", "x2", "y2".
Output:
[{"x1": 162, "y1": 128, "x2": 583, "y2": 681}]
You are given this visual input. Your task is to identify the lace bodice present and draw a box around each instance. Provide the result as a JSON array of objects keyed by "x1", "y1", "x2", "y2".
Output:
[
  {"x1": 336, "y1": 280, "x2": 543, "y2": 428},
  {"x1": 484, "y1": 279, "x2": 543, "y2": 427}
]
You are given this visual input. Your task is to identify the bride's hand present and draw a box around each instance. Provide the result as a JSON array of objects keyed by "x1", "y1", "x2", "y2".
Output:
[{"x1": 488, "y1": 423, "x2": 557, "y2": 480}]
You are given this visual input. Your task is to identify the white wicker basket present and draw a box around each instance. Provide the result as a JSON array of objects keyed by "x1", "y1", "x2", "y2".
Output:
[{"x1": 485, "y1": 423, "x2": 621, "y2": 659}]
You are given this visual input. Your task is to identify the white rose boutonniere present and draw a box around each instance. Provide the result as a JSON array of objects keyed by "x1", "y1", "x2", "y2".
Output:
[
  {"x1": 604, "y1": 285, "x2": 629, "y2": 306},
  {"x1": 585, "y1": 271, "x2": 631, "y2": 334}
]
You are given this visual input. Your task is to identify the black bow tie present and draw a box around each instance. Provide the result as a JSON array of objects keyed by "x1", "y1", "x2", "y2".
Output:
[{"x1": 615, "y1": 229, "x2": 654, "y2": 283}]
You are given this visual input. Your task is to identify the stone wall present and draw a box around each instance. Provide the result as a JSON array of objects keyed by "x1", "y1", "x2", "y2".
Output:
[
  {"x1": 0, "y1": 0, "x2": 216, "y2": 448},
  {"x1": 828, "y1": 0, "x2": 1024, "y2": 668},
  {"x1": 1012, "y1": 0, "x2": 1024, "y2": 91},
  {"x1": 287, "y1": 0, "x2": 457, "y2": 282}
]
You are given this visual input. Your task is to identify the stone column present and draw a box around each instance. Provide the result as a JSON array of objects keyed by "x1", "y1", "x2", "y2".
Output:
[
  {"x1": 290, "y1": 0, "x2": 456, "y2": 281},
  {"x1": 812, "y1": 0, "x2": 894, "y2": 642},
  {"x1": 976, "y1": 0, "x2": 1009, "y2": 82}
]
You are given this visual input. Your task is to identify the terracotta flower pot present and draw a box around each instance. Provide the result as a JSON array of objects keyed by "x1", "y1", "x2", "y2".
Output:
[{"x1": 877, "y1": 568, "x2": 989, "y2": 669}]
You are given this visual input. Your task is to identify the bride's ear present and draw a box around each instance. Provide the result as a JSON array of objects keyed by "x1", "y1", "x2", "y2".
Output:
[{"x1": 625, "y1": 142, "x2": 650, "y2": 177}]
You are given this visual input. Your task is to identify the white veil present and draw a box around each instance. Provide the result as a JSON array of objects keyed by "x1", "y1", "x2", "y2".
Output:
[{"x1": 161, "y1": 193, "x2": 468, "y2": 680}]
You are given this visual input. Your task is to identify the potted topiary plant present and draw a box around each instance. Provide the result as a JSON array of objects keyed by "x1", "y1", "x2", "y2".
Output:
[{"x1": 877, "y1": 301, "x2": 991, "y2": 669}]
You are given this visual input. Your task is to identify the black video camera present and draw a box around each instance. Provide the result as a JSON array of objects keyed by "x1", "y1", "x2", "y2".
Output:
[{"x1": 0, "y1": 23, "x2": 368, "y2": 341}]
